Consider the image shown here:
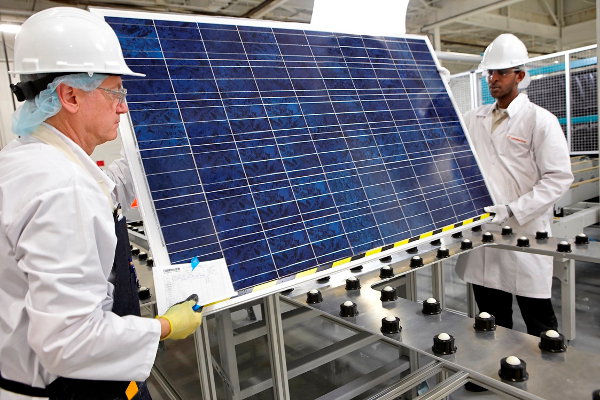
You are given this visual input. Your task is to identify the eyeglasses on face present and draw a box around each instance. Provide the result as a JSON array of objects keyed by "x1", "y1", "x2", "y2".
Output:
[
  {"x1": 486, "y1": 69, "x2": 521, "y2": 78},
  {"x1": 98, "y1": 87, "x2": 128, "y2": 104}
]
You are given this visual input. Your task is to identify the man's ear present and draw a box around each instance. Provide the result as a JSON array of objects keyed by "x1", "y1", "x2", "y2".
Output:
[
  {"x1": 515, "y1": 70, "x2": 526, "y2": 84},
  {"x1": 54, "y1": 83, "x2": 79, "y2": 114}
]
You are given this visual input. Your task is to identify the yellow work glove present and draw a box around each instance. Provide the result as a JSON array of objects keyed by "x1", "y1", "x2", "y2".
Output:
[{"x1": 158, "y1": 294, "x2": 203, "y2": 340}]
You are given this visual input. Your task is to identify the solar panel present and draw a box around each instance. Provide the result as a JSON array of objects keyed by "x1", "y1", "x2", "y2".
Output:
[{"x1": 99, "y1": 11, "x2": 493, "y2": 293}]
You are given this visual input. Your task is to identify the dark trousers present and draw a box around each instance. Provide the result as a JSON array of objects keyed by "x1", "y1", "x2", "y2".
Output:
[{"x1": 472, "y1": 284, "x2": 558, "y2": 336}]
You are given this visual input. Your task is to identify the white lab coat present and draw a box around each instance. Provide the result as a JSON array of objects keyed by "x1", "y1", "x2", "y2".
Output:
[
  {"x1": 0, "y1": 124, "x2": 160, "y2": 400},
  {"x1": 455, "y1": 94, "x2": 573, "y2": 298}
]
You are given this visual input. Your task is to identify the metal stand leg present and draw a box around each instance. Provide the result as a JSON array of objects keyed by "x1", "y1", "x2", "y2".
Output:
[
  {"x1": 408, "y1": 350, "x2": 420, "y2": 399},
  {"x1": 406, "y1": 272, "x2": 418, "y2": 302},
  {"x1": 264, "y1": 294, "x2": 290, "y2": 400},
  {"x1": 195, "y1": 319, "x2": 217, "y2": 400},
  {"x1": 466, "y1": 283, "x2": 477, "y2": 318},
  {"x1": 215, "y1": 309, "x2": 241, "y2": 400},
  {"x1": 436, "y1": 367, "x2": 450, "y2": 397},
  {"x1": 553, "y1": 257, "x2": 576, "y2": 340},
  {"x1": 149, "y1": 366, "x2": 180, "y2": 400},
  {"x1": 431, "y1": 261, "x2": 444, "y2": 309}
]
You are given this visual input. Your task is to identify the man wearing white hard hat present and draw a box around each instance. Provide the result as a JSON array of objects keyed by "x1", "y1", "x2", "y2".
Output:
[
  {"x1": 455, "y1": 34, "x2": 573, "y2": 336},
  {"x1": 0, "y1": 8, "x2": 202, "y2": 400}
]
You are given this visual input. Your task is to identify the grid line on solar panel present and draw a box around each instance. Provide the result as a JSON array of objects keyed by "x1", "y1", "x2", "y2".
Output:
[
  {"x1": 201, "y1": 24, "x2": 317, "y2": 280},
  {"x1": 106, "y1": 15, "x2": 492, "y2": 289},
  {"x1": 328, "y1": 32, "x2": 445, "y2": 235},
  {"x1": 145, "y1": 20, "x2": 227, "y2": 269},
  {"x1": 237, "y1": 29, "x2": 359, "y2": 277}
]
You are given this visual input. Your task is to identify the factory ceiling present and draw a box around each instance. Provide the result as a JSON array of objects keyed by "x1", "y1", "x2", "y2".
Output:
[{"x1": 0, "y1": 0, "x2": 596, "y2": 72}]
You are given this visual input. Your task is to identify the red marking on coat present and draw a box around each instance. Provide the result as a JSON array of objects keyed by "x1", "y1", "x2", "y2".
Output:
[{"x1": 507, "y1": 135, "x2": 527, "y2": 144}]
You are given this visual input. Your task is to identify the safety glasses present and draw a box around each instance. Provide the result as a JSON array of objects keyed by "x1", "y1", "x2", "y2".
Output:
[
  {"x1": 98, "y1": 87, "x2": 128, "y2": 104},
  {"x1": 486, "y1": 69, "x2": 521, "y2": 78}
]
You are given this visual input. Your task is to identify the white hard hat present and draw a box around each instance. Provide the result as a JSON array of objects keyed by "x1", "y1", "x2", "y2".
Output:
[
  {"x1": 10, "y1": 7, "x2": 144, "y2": 77},
  {"x1": 479, "y1": 33, "x2": 528, "y2": 70},
  {"x1": 480, "y1": 33, "x2": 530, "y2": 89}
]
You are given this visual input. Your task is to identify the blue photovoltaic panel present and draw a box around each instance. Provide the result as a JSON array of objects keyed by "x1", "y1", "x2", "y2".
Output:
[{"x1": 105, "y1": 15, "x2": 492, "y2": 291}]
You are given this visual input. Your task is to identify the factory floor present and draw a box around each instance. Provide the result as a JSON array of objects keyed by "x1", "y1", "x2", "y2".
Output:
[{"x1": 145, "y1": 228, "x2": 600, "y2": 399}]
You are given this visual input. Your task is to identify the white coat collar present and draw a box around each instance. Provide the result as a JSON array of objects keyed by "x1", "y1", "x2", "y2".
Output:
[{"x1": 35, "y1": 123, "x2": 116, "y2": 208}]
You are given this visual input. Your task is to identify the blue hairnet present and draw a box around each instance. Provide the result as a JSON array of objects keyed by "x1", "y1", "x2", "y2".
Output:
[{"x1": 12, "y1": 73, "x2": 108, "y2": 136}]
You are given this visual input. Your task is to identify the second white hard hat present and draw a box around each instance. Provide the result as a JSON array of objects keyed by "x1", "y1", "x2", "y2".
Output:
[
  {"x1": 10, "y1": 7, "x2": 144, "y2": 77},
  {"x1": 479, "y1": 33, "x2": 529, "y2": 70}
]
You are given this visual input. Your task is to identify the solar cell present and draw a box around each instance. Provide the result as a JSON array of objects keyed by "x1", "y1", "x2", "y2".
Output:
[{"x1": 102, "y1": 12, "x2": 493, "y2": 291}]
